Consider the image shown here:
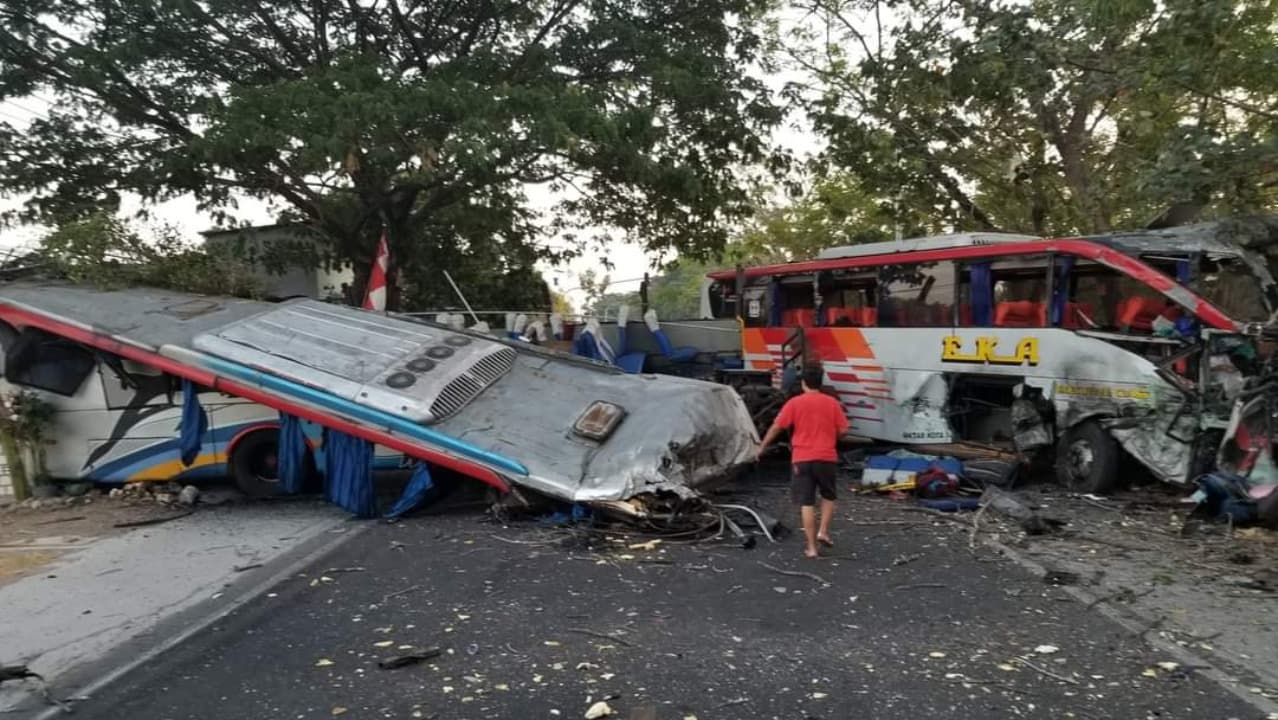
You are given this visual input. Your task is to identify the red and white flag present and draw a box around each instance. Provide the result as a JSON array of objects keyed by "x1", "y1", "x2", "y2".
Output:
[{"x1": 362, "y1": 229, "x2": 389, "y2": 311}]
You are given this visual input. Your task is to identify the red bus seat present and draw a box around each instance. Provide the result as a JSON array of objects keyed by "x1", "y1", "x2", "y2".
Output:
[
  {"x1": 994, "y1": 301, "x2": 1046, "y2": 327},
  {"x1": 782, "y1": 308, "x2": 816, "y2": 327},
  {"x1": 1061, "y1": 302, "x2": 1094, "y2": 329},
  {"x1": 932, "y1": 304, "x2": 953, "y2": 326},
  {"x1": 1115, "y1": 297, "x2": 1165, "y2": 332},
  {"x1": 822, "y1": 306, "x2": 877, "y2": 327},
  {"x1": 825, "y1": 307, "x2": 857, "y2": 326}
]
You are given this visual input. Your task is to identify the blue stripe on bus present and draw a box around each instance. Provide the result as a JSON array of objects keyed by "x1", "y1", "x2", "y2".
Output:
[
  {"x1": 90, "y1": 421, "x2": 415, "y2": 483},
  {"x1": 88, "y1": 422, "x2": 260, "y2": 481},
  {"x1": 192, "y1": 353, "x2": 529, "y2": 476}
]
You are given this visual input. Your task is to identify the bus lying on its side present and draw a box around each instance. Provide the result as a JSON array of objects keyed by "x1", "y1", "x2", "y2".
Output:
[
  {"x1": 702, "y1": 219, "x2": 1278, "y2": 493},
  {"x1": 0, "y1": 284, "x2": 759, "y2": 510}
]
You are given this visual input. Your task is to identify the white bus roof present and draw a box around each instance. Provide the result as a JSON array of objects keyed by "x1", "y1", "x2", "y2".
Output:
[{"x1": 817, "y1": 232, "x2": 1041, "y2": 260}]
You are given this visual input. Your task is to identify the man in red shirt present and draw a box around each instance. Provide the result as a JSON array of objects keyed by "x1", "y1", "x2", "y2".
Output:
[{"x1": 757, "y1": 365, "x2": 849, "y2": 558}]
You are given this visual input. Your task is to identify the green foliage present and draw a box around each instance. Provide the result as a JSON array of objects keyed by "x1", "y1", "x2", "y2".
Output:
[
  {"x1": 736, "y1": 173, "x2": 924, "y2": 262},
  {"x1": 646, "y1": 262, "x2": 709, "y2": 320},
  {"x1": 40, "y1": 213, "x2": 262, "y2": 298},
  {"x1": 550, "y1": 290, "x2": 574, "y2": 317},
  {"x1": 0, "y1": 0, "x2": 783, "y2": 309},
  {"x1": 787, "y1": 0, "x2": 1278, "y2": 235},
  {"x1": 578, "y1": 270, "x2": 637, "y2": 318}
]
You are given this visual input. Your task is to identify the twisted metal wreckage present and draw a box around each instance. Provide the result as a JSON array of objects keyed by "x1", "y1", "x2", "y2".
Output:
[{"x1": 0, "y1": 283, "x2": 760, "y2": 527}]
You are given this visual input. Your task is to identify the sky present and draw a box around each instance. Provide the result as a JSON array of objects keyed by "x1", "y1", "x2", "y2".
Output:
[{"x1": 0, "y1": 9, "x2": 825, "y2": 311}]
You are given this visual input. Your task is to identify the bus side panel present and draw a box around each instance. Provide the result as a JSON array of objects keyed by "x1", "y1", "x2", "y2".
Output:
[
  {"x1": 743, "y1": 326, "x2": 1185, "y2": 467},
  {"x1": 84, "y1": 402, "x2": 223, "y2": 483}
]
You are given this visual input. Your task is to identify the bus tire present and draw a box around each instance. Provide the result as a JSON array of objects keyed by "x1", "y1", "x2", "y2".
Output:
[
  {"x1": 1055, "y1": 421, "x2": 1119, "y2": 494},
  {"x1": 230, "y1": 429, "x2": 299, "y2": 498}
]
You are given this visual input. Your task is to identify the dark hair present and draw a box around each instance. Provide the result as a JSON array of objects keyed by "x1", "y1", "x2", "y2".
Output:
[{"x1": 802, "y1": 365, "x2": 824, "y2": 390}]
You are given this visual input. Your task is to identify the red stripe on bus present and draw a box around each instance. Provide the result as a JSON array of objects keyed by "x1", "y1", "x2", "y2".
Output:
[
  {"x1": 0, "y1": 305, "x2": 511, "y2": 494},
  {"x1": 707, "y1": 239, "x2": 1236, "y2": 330}
]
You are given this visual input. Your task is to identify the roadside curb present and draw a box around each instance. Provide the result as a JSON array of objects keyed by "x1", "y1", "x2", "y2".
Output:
[
  {"x1": 986, "y1": 534, "x2": 1278, "y2": 717},
  {"x1": 27, "y1": 516, "x2": 373, "y2": 720}
]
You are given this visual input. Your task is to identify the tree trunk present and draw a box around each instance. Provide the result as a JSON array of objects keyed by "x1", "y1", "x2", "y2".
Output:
[
  {"x1": 1059, "y1": 146, "x2": 1112, "y2": 233},
  {"x1": 383, "y1": 215, "x2": 410, "y2": 313},
  {"x1": 1040, "y1": 99, "x2": 1112, "y2": 234}
]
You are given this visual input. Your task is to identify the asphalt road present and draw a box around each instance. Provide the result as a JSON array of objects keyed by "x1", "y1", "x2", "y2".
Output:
[{"x1": 75, "y1": 481, "x2": 1263, "y2": 720}]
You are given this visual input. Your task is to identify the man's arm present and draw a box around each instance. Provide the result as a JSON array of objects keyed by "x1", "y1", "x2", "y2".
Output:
[
  {"x1": 756, "y1": 402, "x2": 792, "y2": 460},
  {"x1": 757, "y1": 422, "x2": 785, "y2": 460}
]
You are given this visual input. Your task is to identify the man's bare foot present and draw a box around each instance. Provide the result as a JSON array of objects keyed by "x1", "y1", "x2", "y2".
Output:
[
  {"x1": 817, "y1": 535, "x2": 834, "y2": 548},
  {"x1": 804, "y1": 546, "x2": 819, "y2": 559}
]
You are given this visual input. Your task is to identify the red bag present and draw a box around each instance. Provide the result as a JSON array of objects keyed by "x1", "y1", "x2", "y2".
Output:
[{"x1": 916, "y1": 467, "x2": 960, "y2": 498}]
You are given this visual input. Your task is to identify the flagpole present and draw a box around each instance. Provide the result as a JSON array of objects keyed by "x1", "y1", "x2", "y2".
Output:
[{"x1": 443, "y1": 270, "x2": 482, "y2": 326}]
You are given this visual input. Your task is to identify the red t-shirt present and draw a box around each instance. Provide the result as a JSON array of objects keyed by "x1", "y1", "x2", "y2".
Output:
[{"x1": 774, "y1": 391, "x2": 849, "y2": 463}]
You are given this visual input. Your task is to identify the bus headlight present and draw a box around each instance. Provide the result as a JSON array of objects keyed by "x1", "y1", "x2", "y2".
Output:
[{"x1": 573, "y1": 401, "x2": 626, "y2": 441}]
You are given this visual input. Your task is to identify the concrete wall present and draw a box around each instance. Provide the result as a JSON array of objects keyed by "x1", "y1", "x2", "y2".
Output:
[{"x1": 202, "y1": 225, "x2": 354, "y2": 300}]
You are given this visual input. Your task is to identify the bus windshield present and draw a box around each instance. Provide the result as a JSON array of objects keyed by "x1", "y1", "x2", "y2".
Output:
[{"x1": 1187, "y1": 257, "x2": 1269, "y2": 322}]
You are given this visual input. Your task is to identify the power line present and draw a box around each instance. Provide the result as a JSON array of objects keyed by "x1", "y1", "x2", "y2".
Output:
[
  {"x1": 0, "y1": 108, "x2": 29, "y2": 125},
  {"x1": 2, "y1": 100, "x2": 43, "y2": 116}
]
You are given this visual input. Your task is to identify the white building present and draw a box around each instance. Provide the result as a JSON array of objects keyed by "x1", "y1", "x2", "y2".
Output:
[{"x1": 201, "y1": 223, "x2": 354, "y2": 301}]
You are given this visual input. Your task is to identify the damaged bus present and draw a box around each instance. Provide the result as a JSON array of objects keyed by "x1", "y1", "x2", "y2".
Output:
[
  {"x1": 0, "y1": 284, "x2": 758, "y2": 511},
  {"x1": 704, "y1": 219, "x2": 1278, "y2": 493}
]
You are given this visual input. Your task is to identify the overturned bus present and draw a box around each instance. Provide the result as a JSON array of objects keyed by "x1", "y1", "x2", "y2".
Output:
[
  {"x1": 702, "y1": 218, "x2": 1278, "y2": 493},
  {"x1": 0, "y1": 283, "x2": 758, "y2": 511}
]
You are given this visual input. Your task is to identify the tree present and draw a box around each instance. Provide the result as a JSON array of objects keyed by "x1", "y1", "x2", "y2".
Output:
[
  {"x1": 0, "y1": 0, "x2": 783, "y2": 309},
  {"x1": 735, "y1": 173, "x2": 927, "y2": 262},
  {"x1": 550, "y1": 290, "x2": 575, "y2": 317},
  {"x1": 39, "y1": 212, "x2": 262, "y2": 297},
  {"x1": 577, "y1": 269, "x2": 637, "y2": 318},
  {"x1": 784, "y1": 0, "x2": 1278, "y2": 235}
]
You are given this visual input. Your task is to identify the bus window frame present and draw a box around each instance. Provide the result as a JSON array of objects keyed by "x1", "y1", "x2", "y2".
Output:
[
  {"x1": 876, "y1": 260, "x2": 959, "y2": 328},
  {"x1": 708, "y1": 239, "x2": 1237, "y2": 331},
  {"x1": 955, "y1": 255, "x2": 1052, "y2": 328}
]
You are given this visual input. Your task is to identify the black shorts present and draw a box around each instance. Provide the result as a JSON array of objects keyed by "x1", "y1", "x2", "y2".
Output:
[{"x1": 791, "y1": 461, "x2": 838, "y2": 505}]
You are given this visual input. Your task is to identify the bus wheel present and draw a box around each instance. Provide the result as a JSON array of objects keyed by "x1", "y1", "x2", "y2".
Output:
[
  {"x1": 231, "y1": 430, "x2": 288, "y2": 498},
  {"x1": 1055, "y1": 421, "x2": 1119, "y2": 494}
]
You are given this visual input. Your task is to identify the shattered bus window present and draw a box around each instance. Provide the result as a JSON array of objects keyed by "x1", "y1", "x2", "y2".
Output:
[
  {"x1": 1190, "y1": 258, "x2": 1269, "y2": 322},
  {"x1": 1068, "y1": 260, "x2": 1170, "y2": 333},
  {"x1": 877, "y1": 261, "x2": 955, "y2": 327}
]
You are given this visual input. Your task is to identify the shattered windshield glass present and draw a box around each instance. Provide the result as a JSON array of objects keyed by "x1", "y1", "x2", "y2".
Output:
[{"x1": 1189, "y1": 258, "x2": 1270, "y2": 322}]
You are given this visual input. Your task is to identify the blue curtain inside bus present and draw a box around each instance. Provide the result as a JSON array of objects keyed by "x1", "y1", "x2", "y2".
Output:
[
  {"x1": 1176, "y1": 257, "x2": 1193, "y2": 283},
  {"x1": 324, "y1": 429, "x2": 377, "y2": 518},
  {"x1": 277, "y1": 413, "x2": 308, "y2": 494},
  {"x1": 969, "y1": 262, "x2": 993, "y2": 326},
  {"x1": 178, "y1": 379, "x2": 207, "y2": 467},
  {"x1": 385, "y1": 462, "x2": 436, "y2": 519},
  {"x1": 1050, "y1": 256, "x2": 1075, "y2": 325},
  {"x1": 768, "y1": 278, "x2": 783, "y2": 326}
]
